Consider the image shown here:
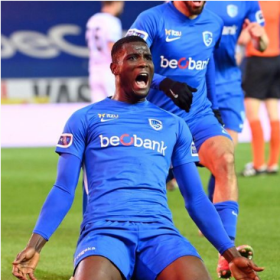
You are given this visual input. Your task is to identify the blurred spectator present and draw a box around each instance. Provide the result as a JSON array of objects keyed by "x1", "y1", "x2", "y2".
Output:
[
  {"x1": 86, "y1": 1, "x2": 124, "y2": 103},
  {"x1": 240, "y1": 1, "x2": 280, "y2": 176}
]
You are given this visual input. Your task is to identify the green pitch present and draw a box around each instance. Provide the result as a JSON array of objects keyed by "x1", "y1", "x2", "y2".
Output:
[{"x1": 2, "y1": 144, "x2": 280, "y2": 280}]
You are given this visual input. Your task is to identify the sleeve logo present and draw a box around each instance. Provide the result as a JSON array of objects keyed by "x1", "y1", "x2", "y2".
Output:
[
  {"x1": 126, "y1": 29, "x2": 149, "y2": 41},
  {"x1": 256, "y1": 11, "x2": 264, "y2": 24},
  {"x1": 191, "y1": 141, "x2": 198, "y2": 157},
  {"x1": 57, "y1": 133, "x2": 73, "y2": 148}
]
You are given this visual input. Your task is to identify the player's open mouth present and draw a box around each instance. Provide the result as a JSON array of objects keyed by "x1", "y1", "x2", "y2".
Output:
[
  {"x1": 135, "y1": 73, "x2": 149, "y2": 89},
  {"x1": 192, "y1": 1, "x2": 203, "y2": 7}
]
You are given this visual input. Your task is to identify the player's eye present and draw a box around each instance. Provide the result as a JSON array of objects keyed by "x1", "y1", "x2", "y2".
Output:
[
  {"x1": 145, "y1": 55, "x2": 152, "y2": 61},
  {"x1": 128, "y1": 55, "x2": 137, "y2": 61}
]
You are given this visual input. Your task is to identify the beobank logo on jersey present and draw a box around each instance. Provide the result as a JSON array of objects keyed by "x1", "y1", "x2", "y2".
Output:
[
  {"x1": 99, "y1": 134, "x2": 167, "y2": 156},
  {"x1": 160, "y1": 56, "x2": 209, "y2": 70}
]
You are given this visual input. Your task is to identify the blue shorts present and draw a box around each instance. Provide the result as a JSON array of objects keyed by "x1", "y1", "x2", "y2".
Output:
[
  {"x1": 73, "y1": 220, "x2": 200, "y2": 280},
  {"x1": 218, "y1": 95, "x2": 245, "y2": 133},
  {"x1": 187, "y1": 107, "x2": 232, "y2": 151},
  {"x1": 215, "y1": 82, "x2": 245, "y2": 133}
]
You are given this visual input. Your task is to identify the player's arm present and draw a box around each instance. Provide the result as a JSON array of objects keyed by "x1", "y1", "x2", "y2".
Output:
[
  {"x1": 173, "y1": 163, "x2": 264, "y2": 279},
  {"x1": 238, "y1": 19, "x2": 268, "y2": 52},
  {"x1": 238, "y1": 2, "x2": 268, "y2": 52},
  {"x1": 206, "y1": 55, "x2": 223, "y2": 125},
  {"x1": 12, "y1": 153, "x2": 81, "y2": 280}
]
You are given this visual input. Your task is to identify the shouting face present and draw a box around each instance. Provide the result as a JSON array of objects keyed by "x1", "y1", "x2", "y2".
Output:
[{"x1": 112, "y1": 41, "x2": 154, "y2": 101}]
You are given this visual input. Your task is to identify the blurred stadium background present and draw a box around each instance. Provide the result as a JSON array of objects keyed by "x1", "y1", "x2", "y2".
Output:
[{"x1": 1, "y1": 1, "x2": 280, "y2": 280}]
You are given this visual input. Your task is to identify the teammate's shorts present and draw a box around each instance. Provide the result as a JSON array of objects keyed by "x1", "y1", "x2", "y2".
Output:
[
  {"x1": 187, "y1": 107, "x2": 232, "y2": 151},
  {"x1": 73, "y1": 220, "x2": 201, "y2": 280},
  {"x1": 218, "y1": 95, "x2": 245, "y2": 133},
  {"x1": 242, "y1": 55, "x2": 280, "y2": 100}
]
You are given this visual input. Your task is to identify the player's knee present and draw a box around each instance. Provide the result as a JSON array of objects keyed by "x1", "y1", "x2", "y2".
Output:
[{"x1": 215, "y1": 150, "x2": 235, "y2": 174}]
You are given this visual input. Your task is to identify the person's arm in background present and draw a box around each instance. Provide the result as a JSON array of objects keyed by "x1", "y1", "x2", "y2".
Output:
[
  {"x1": 173, "y1": 163, "x2": 264, "y2": 280},
  {"x1": 12, "y1": 154, "x2": 81, "y2": 280}
]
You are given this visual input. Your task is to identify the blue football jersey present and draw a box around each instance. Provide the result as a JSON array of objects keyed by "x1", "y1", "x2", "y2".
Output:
[
  {"x1": 127, "y1": 2, "x2": 223, "y2": 122},
  {"x1": 56, "y1": 98, "x2": 198, "y2": 227},
  {"x1": 206, "y1": 1, "x2": 264, "y2": 95}
]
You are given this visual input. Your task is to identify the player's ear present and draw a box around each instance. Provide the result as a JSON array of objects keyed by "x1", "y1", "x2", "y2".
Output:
[{"x1": 110, "y1": 62, "x2": 119, "y2": 75}]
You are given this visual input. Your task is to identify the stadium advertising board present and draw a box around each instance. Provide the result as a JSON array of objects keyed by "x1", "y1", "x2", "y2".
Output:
[{"x1": 1, "y1": 1, "x2": 161, "y2": 104}]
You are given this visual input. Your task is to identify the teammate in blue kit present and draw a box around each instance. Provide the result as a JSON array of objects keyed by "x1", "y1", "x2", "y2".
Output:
[
  {"x1": 126, "y1": 1, "x2": 265, "y2": 278},
  {"x1": 204, "y1": 2, "x2": 268, "y2": 277},
  {"x1": 12, "y1": 37, "x2": 263, "y2": 280}
]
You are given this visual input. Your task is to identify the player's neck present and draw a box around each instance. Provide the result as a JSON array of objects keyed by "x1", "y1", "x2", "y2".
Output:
[{"x1": 112, "y1": 91, "x2": 146, "y2": 104}]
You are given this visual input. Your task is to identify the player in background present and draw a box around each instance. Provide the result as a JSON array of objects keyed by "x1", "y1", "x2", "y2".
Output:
[
  {"x1": 239, "y1": 1, "x2": 280, "y2": 177},
  {"x1": 204, "y1": 2, "x2": 268, "y2": 277},
  {"x1": 86, "y1": 1, "x2": 124, "y2": 103},
  {"x1": 12, "y1": 36, "x2": 264, "y2": 280},
  {"x1": 126, "y1": 1, "x2": 267, "y2": 278}
]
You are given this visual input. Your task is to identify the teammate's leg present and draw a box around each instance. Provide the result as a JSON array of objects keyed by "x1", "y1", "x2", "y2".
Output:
[
  {"x1": 75, "y1": 255, "x2": 125, "y2": 280},
  {"x1": 207, "y1": 129, "x2": 238, "y2": 201},
  {"x1": 157, "y1": 256, "x2": 211, "y2": 280},
  {"x1": 199, "y1": 135, "x2": 240, "y2": 278},
  {"x1": 265, "y1": 98, "x2": 280, "y2": 173},
  {"x1": 199, "y1": 136, "x2": 237, "y2": 204}
]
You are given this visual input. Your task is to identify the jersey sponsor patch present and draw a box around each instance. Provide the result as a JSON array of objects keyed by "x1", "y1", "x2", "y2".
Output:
[
  {"x1": 57, "y1": 133, "x2": 73, "y2": 148},
  {"x1": 191, "y1": 141, "x2": 198, "y2": 157},
  {"x1": 126, "y1": 29, "x2": 148, "y2": 41},
  {"x1": 149, "y1": 119, "x2": 163, "y2": 131},
  {"x1": 227, "y1": 4, "x2": 238, "y2": 18},
  {"x1": 98, "y1": 113, "x2": 119, "y2": 122},
  {"x1": 165, "y1": 28, "x2": 182, "y2": 42},
  {"x1": 202, "y1": 31, "x2": 213, "y2": 47}
]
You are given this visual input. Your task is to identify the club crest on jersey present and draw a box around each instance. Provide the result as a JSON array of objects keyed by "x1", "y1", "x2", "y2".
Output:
[
  {"x1": 191, "y1": 141, "x2": 198, "y2": 157},
  {"x1": 57, "y1": 133, "x2": 73, "y2": 148},
  {"x1": 149, "y1": 119, "x2": 163, "y2": 131},
  {"x1": 202, "y1": 31, "x2": 213, "y2": 47},
  {"x1": 126, "y1": 28, "x2": 148, "y2": 40},
  {"x1": 227, "y1": 5, "x2": 238, "y2": 18}
]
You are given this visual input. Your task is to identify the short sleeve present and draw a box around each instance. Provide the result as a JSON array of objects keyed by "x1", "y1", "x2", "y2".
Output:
[
  {"x1": 55, "y1": 109, "x2": 87, "y2": 160},
  {"x1": 246, "y1": 2, "x2": 265, "y2": 26},
  {"x1": 172, "y1": 118, "x2": 199, "y2": 167},
  {"x1": 126, "y1": 10, "x2": 159, "y2": 47}
]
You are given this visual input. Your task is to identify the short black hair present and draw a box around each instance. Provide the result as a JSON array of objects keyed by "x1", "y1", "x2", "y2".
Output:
[{"x1": 111, "y1": 36, "x2": 148, "y2": 61}]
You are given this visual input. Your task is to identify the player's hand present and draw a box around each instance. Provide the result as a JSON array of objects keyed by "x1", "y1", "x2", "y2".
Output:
[
  {"x1": 243, "y1": 19, "x2": 264, "y2": 40},
  {"x1": 12, "y1": 247, "x2": 40, "y2": 280},
  {"x1": 213, "y1": 109, "x2": 224, "y2": 126},
  {"x1": 159, "y1": 78, "x2": 197, "y2": 112},
  {"x1": 229, "y1": 257, "x2": 264, "y2": 280}
]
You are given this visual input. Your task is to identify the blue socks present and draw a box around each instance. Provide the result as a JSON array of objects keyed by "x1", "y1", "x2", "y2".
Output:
[
  {"x1": 214, "y1": 201, "x2": 239, "y2": 241},
  {"x1": 208, "y1": 175, "x2": 238, "y2": 240}
]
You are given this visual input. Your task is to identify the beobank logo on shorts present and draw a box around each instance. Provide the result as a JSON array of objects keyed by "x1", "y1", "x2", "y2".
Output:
[
  {"x1": 99, "y1": 134, "x2": 167, "y2": 156},
  {"x1": 160, "y1": 56, "x2": 209, "y2": 70}
]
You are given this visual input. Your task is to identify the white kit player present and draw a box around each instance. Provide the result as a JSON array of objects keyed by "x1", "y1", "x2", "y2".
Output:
[{"x1": 86, "y1": 1, "x2": 124, "y2": 103}]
